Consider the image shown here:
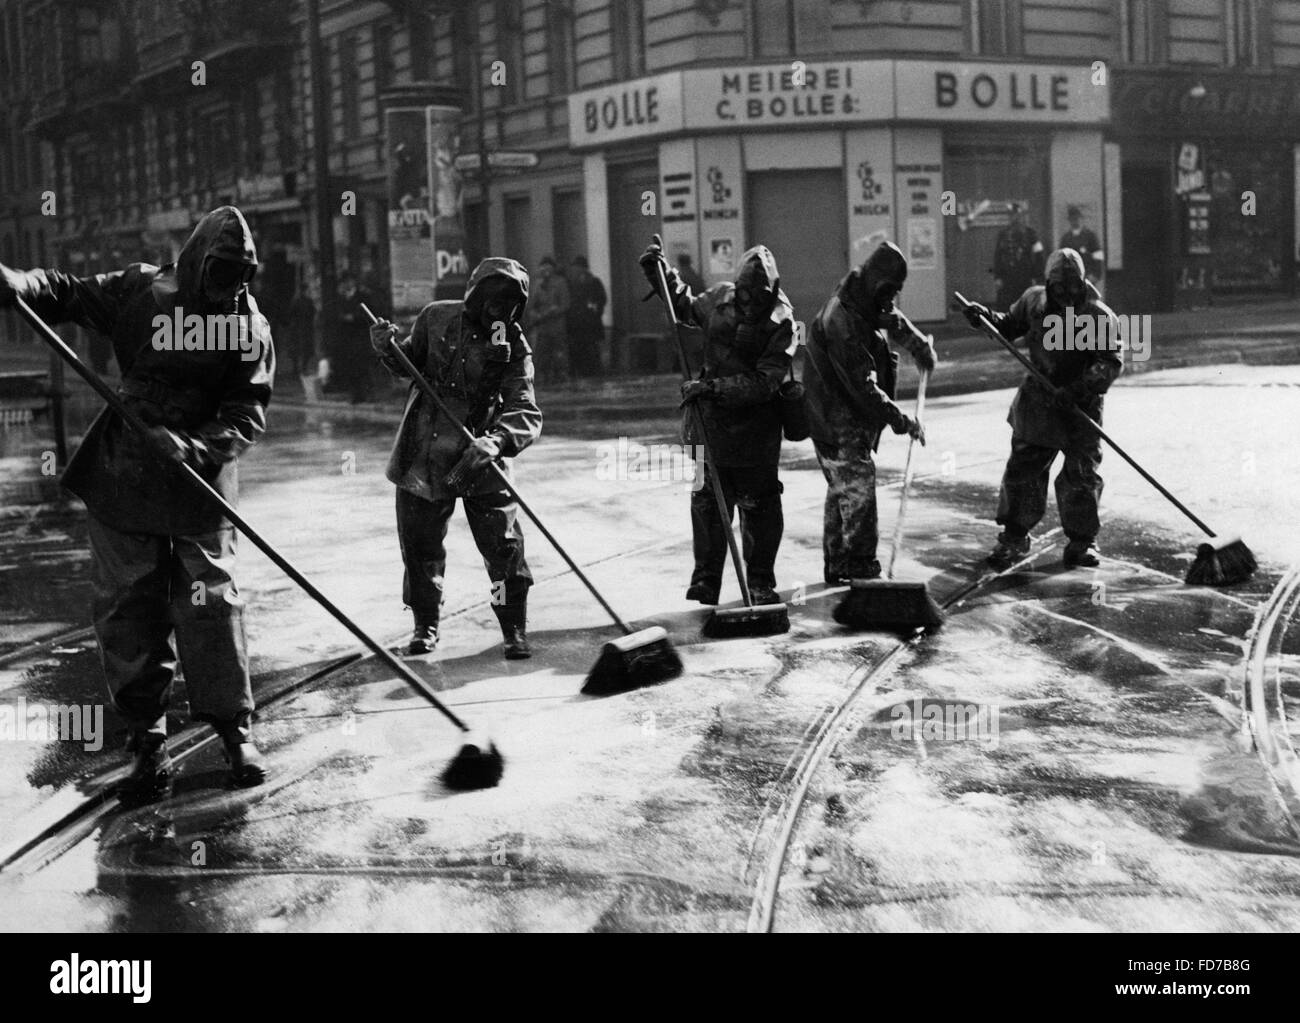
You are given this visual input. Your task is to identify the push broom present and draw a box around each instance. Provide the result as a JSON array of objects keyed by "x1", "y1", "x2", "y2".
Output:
[
  {"x1": 954, "y1": 292, "x2": 1256, "y2": 586},
  {"x1": 15, "y1": 295, "x2": 504, "y2": 791},
  {"x1": 648, "y1": 245, "x2": 790, "y2": 638},
  {"x1": 834, "y1": 367, "x2": 945, "y2": 633},
  {"x1": 360, "y1": 304, "x2": 682, "y2": 696}
]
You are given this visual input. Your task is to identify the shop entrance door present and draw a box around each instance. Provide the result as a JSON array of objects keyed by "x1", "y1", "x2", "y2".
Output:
[
  {"x1": 1120, "y1": 163, "x2": 1173, "y2": 313},
  {"x1": 746, "y1": 169, "x2": 846, "y2": 328},
  {"x1": 608, "y1": 159, "x2": 662, "y2": 368},
  {"x1": 944, "y1": 141, "x2": 1050, "y2": 309}
]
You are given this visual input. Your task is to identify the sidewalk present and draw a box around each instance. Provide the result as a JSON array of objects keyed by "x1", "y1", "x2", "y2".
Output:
[{"x1": 3, "y1": 297, "x2": 1297, "y2": 420}]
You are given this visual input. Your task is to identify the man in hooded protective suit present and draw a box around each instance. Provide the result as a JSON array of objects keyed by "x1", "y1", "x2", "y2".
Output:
[
  {"x1": 804, "y1": 241, "x2": 935, "y2": 583},
  {"x1": 962, "y1": 248, "x2": 1124, "y2": 569},
  {"x1": 369, "y1": 258, "x2": 541, "y2": 659},
  {"x1": 0, "y1": 206, "x2": 275, "y2": 803},
  {"x1": 639, "y1": 240, "x2": 795, "y2": 605}
]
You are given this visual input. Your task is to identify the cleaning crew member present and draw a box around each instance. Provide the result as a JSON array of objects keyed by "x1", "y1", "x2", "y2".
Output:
[
  {"x1": 639, "y1": 239, "x2": 794, "y2": 606},
  {"x1": 369, "y1": 258, "x2": 541, "y2": 659},
  {"x1": 804, "y1": 241, "x2": 935, "y2": 584},
  {"x1": 962, "y1": 248, "x2": 1123, "y2": 570},
  {"x1": 0, "y1": 206, "x2": 275, "y2": 805}
]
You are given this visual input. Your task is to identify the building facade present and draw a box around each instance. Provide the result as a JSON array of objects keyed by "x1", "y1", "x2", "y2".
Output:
[{"x1": 3, "y1": 0, "x2": 1298, "y2": 368}]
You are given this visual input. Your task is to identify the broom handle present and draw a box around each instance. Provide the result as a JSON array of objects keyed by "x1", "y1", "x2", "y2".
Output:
[
  {"x1": 14, "y1": 296, "x2": 472, "y2": 733},
  {"x1": 649, "y1": 256, "x2": 755, "y2": 608},
  {"x1": 886, "y1": 368, "x2": 928, "y2": 580},
  {"x1": 953, "y1": 292, "x2": 1216, "y2": 539},
  {"x1": 360, "y1": 303, "x2": 635, "y2": 636}
]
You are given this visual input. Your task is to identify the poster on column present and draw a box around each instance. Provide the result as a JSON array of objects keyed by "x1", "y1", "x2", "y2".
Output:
[
  {"x1": 386, "y1": 107, "x2": 435, "y2": 317},
  {"x1": 428, "y1": 105, "x2": 469, "y2": 300}
]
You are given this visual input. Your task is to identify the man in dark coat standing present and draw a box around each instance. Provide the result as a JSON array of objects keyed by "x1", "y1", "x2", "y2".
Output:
[
  {"x1": 804, "y1": 242, "x2": 935, "y2": 584},
  {"x1": 369, "y1": 258, "x2": 542, "y2": 658},
  {"x1": 639, "y1": 239, "x2": 795, "y2": 606},
  {"x1": 0, "y1": 206, "x2": 275, "y2": 804},
  {"x1": 565, "y1": 255, "x2": 607, "y2": 378},
  {"x1": 1059, "y1": 205, "x2": 1105, "y2": 283},
  {"x1": 992, "y1": 204, "x2": 1044, "y2": 310},
  {"x1": 962, "y1": 248, "x2": 1123, "y2": 569}
]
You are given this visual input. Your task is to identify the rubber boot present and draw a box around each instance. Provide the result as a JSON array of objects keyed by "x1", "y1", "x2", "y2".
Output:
[
  {"x1": 492, "y1": 601, "x2": 531, "y2": 660},
  {"x1": 407, "y1": 617, "x2": 439, "y2": 655},
  {"x1": 216, "y1": 713, "x2": 267, "y2": 788},
  {"x1": 118, "y1": 730, "x2": 173, "y2": 808}
]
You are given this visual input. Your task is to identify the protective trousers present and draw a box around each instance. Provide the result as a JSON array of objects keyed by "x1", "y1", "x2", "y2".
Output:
[
  {"x1": 996, "y1": 434, "x2": 1104, "y2": 542},
  {"x1": 690, "y1": 464, "x2": 783, "y2": 593},
  {"x1": 814, "y1": 438, "x2": 880, "y2": 579},
  {"x1": 87, "y1": 516, "x2": 253, "y2": 743},
  {"x1": 395, "y1": 486, "x2": 532, "y2": 624}
]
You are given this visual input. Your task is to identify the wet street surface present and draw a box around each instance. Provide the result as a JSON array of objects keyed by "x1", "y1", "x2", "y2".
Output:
[{"x1": 2, "y1": 362, "x2": 1299, "y2": 931}]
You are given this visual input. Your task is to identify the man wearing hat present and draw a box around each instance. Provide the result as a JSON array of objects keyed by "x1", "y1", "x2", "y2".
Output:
[
  {"x1": 1059, "y1": 205, "x2": 1105, "y2": 283},
  {"x1": 992, "y1": 204, "x2": 1044, "y2": 311}
]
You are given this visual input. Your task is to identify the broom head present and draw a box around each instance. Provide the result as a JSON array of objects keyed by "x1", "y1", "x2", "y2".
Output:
[
  {"x1": 702, "y1": 602, "x2": 790, "y2": 638},
  {"x1": 582, "y1": 626, "x2": 684, "y2": 695},
  {"x1": 440, "y1": 733, "x2": 505, "y2": 791},
  {"x1": 1185, "y1": 534, "x2": 1257, "y2": 587},
  {"x1": 834, "y1": 579, "x2": 945, "y2": 633}
]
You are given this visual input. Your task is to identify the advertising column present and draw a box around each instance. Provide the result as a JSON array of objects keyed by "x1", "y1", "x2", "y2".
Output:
[
  {"x1": 385, "y1": 105, "x2": 436, "y2": 317},
  {"x1": 428, "y1": 105, "x2": 468, "y2": 300}
]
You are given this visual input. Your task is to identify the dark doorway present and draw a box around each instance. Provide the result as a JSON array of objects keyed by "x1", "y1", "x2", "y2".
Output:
[
  {"x1": 607, "y1": 159, "x2": 662, "y2": 355},
  {"x1": 746, "y1": 168, "x2": 847, "y2": 327},
  {"x1": 1119, "y1": 163, "x2": 1173, "y2": 313}
]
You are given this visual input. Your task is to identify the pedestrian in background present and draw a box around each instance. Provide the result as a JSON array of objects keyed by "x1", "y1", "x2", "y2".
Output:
[
  {"x1": 566, "y1": 255, "x2": 607, "y2": 378},
  {"x1": 1059, "y1": 205, "x2": 1105, "y2": 283},
  {"x1": 329, "y1": 272, "x2": 377, "y2": 404},
  {"x1": 526, "y1": 256, "x2": 570, "y2": 384},
  {"x1": 992, "y1": 203, "x2": 1044, "y2": 311}
]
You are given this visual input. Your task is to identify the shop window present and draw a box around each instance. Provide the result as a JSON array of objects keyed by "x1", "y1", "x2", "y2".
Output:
[
  {"x1": 1119, "y1": 0, "x2": 1167, "y2": 64},
  {"x1": 409, "y1": 8, "x2": 435, "y2": 82},
  {"x1": 967, "y1": 0, "x2": 1021, "y2": 56},
  {"x1": 156, "y1": 111, "x2": 171, "y2": 194},
  {"x1": 548, "y1": 0, "x2": 575, "y2": 94},
  {"x1": 339, "y1": 34, "x2": 361, "y2": 141},
  {"x1": 374, "y1": 22, "x2": 395, "y2": 93},
  {"x1": 750, "y1": 0, "x2": 830, "y2": 58},
  {"x1": 451, "y1": 7, "x2": 477, "y2": 111},
  {"x1": 243, "y1": 84, "x2": 265, "y2": 174},
  {"x1": 611, "y1": 0, "x2": 646, "y2": 80},
  {"x1": 1225, "y1": 0, "x2": 1267, "y2": 66}
]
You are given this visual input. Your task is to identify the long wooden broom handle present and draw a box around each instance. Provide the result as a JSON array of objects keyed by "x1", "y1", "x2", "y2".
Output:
[
  {"x1": 648, "y1": 253, "x2": 755, "y2": 608},
  {"x1": 360, "y1": 303, "x2": 635, "y2": 635},
  {"x1": 953, "y1": 292, "x2": 1216, "y2": 539},
  {"x1": 15, "y1": 296, "x2": 472, "y2": 733},
  {"x1": 886, "y1": 368, "x2": 928, "y2": 580}
]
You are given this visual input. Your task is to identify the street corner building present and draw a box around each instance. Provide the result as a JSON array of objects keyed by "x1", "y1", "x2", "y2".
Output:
[{"x1": 4, "y1": 0, "x2": 1299, "y2": 368}]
